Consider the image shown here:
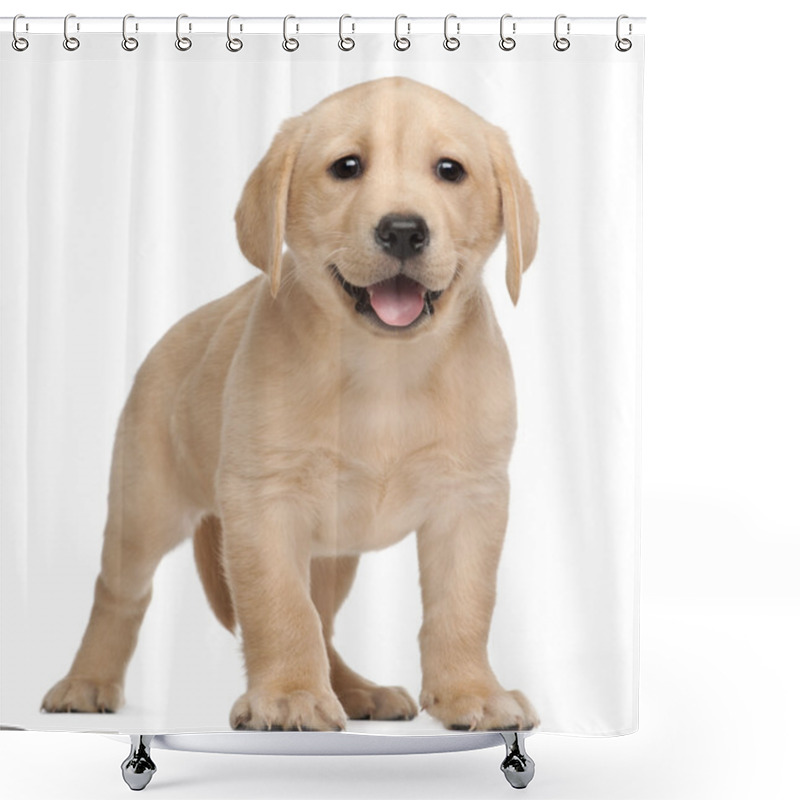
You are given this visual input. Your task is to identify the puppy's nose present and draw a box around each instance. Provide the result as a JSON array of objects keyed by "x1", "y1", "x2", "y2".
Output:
[{"x1": 375, "y1": 214, "x2": 430, "y2": 260}]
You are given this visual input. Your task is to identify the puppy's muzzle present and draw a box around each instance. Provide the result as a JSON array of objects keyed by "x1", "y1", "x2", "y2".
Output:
[{"x1": 375, "y1": 214, "x2": 430, "y2": 261}]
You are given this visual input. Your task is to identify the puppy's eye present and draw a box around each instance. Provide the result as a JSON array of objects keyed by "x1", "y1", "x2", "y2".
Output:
[
  {"x1": 436, "y1": 158, "x2": 466, "y2": 183},
  {"x1": 330, "y1": 155, "x2": 363, "y2": 180}
]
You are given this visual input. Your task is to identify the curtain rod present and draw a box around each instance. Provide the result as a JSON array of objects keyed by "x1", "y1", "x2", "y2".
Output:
[{"x1": 1, "y1": 16, "x2": 646, "y2": 37}]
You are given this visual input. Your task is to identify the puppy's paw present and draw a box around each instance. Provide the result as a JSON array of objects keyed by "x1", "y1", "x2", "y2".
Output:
[
  {"x1": 230, "y1": 687, "x2": 347, "y2": 732},
  {"x1": 41, "y1": 677, "x2": 123, "y2": 714},
  {"x1": 421, "y1": 686, "x2": 539, "y2": 731},
  {"x1": 338, "y1": 684, "x2": 418, "y2": 721}
]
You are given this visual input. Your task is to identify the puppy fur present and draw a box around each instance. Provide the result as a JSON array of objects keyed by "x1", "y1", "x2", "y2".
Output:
[{"x1": 41, "y1": 77, "x2": 540, "y2": 732}]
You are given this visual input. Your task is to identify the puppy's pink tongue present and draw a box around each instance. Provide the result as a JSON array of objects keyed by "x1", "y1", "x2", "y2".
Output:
[{"x1": 367, "y1": 275, "x2": 425, "y2": 327}]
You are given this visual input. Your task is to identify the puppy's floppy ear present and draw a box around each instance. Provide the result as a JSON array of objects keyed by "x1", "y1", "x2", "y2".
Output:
[
  {"x1": 489, "y1": 127, "x2": 539, "y2": 305},
  {"x1": 235, "y1": 116, "x2": 306, "y2": 298}
]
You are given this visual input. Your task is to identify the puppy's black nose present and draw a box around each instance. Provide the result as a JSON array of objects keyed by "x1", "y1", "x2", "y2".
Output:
[{"x1": 375, "y1": 214, "x2": 430, "y2": 260}]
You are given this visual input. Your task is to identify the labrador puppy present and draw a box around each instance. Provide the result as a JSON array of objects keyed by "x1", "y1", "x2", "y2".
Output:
[{"x1": 42, "y1": 77, "x2": 540, "y2": 732}]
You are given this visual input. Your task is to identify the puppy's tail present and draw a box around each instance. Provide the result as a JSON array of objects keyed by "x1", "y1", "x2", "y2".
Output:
[{"x1": 193, "y1": 514, "x2": 236, "y2": 633}]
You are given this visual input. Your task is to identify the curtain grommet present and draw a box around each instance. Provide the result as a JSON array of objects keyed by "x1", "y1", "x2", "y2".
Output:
[
  {"x1": 175, "y1": 14, "x2": 192, "y2": 51},
  {"x1": 226, "y1": 15, "x2": 243, "y2": 52},
  {"x1": 553, "y1": 14, "x2": 570, "y2": 52},
  {"x1": 338, "y1": 14, "x2": 355, "y2": 51},
  {"x1": 443, "y1": 14, "x2": 460, "y2": 51},
  {"x1": 121, "y1": 14, "x2": 139, "y2": 52},
  {"x1": 394, "y1": 15, "x2": 411, "y2": 51},
  {"x1": 499, "y1": 14, "x2": 516, "y2": 51},
  {"x1": 282, "y1": 15, "x2": 299, "y2": 52},
  {"x1": 12, "y1": 14, "x2": 29, "y2": 51},
  {"x1": 615, "y1": 15, "x2": 633, "y2": 51},
  {"x1": 63, "y1": 13, "x2": 80, "y2": 52}
]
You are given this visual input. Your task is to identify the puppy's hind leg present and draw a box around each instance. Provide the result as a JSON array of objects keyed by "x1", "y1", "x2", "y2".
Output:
[
  {"x1": 42, "y1": 420, "x2": 192, "y2": 714},
  {"x1": 311, "y1": 556, "x2": 418, "y2": 722}
]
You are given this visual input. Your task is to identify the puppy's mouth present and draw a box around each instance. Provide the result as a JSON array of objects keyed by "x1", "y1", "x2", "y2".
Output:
[{"x1": 329, "y1": 265, "x2": 443, "y2": 330}]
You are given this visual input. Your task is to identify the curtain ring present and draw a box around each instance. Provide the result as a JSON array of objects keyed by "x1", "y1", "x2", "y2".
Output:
[
  {"x1": 499, "y1": 14, "x2": 516, "y2": 51},
  {"x1": 394, "y1": 15, "x2": 410, "y2": 51},
  {"x1": 122, "y1": 14, "x2": 139, "y2": 51},
  {"x1": 175, "y1": 14, "x2": 192, "y2": 51},
  {"x1": 338, "y1": 14, "x2": 355, "y2": 51},
  {"x1": 226, "y1": 15, "x2": 243, "y2": 52},
  {"x1": 443, "y1": 14, "x2": 460, "y2": 51},
  {"x1": 553, "y1": 14, "x2": 570, "y2": 52},
  {"x1": 12, "y1": 14, "x2": 29, "y2": 52},
  {"x1": 283, "y1": 15, "x2": 299, "y2": 52},
  {"x1": 63, "y1": 13, "x2": 80, "y2": 51},
  {"x1": 615, "y1": 15, "x2": 632, "y2": 52}
]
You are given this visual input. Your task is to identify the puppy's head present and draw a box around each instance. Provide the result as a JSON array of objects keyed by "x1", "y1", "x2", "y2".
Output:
[{"x1": 236, "y1": 77, "x2": 538, "y2": 336}]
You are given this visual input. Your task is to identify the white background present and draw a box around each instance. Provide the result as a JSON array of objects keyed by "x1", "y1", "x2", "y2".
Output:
[
  {"x1": 1, "y1": 11, "x2": 642, "y2": 737},
  {"x1": 1, "y1": 1, "x2": 798, "y2": 799}
]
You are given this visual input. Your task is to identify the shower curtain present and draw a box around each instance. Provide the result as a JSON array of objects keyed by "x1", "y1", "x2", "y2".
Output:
[{"x1": 0, "y1": 17, "x2": 644, "y2": 740}]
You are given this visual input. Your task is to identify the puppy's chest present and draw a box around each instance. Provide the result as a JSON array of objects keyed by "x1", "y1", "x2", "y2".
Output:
[{"x1": 310, "y1": 389, "x2": 454, "y2": 553}]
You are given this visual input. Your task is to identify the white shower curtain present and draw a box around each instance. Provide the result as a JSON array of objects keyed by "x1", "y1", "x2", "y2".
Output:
[{"x1": 0, "y1": 18, "x2": 643, "y2": 738}]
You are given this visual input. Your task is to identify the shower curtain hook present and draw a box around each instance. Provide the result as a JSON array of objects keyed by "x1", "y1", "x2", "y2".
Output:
[
  {"x1": 122, "y1": 14, "x2": 139, "y2": 52},
  {"x1": 338, "y1": 15, "x2": 355, "y2": 51},
  {"x1": 226, "y1": 15, "x2": 243, "y2": 52},
  {"x1": 394, "y1": 15, "x2": 411, "y2": 51},
  {"x1": 615, "y1": 15, "x2": 632, "y2": 51},
  {"x1": 11, "y1": 15, "x2": 29, "y2": 52},
  {"x1": 553, "y1": 14, "x2": 570, "y2": 51},
  {"x1": 175, "y1": 14, "x2": 192, "y2": 51},
  {"x1": 63, "y1": 13, "x2": 80, "y2": 51},
  {"x1": 283, "y1": 15, "x2": 299, "y2": 51},
  {"x1": 443, "y1": 14, "x2": 460, "y2": 51},
  {"x1": 499, "y1": 14, "x2": 516, "y2": 51}
]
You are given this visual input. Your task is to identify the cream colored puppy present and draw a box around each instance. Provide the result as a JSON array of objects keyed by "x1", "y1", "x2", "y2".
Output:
[{"x1": 42, "y1": 77, "x2": 540, "y2": 732}]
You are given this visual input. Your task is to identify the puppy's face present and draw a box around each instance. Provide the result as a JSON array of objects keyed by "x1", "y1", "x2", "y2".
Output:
[{"x1": 236, "y1": 78, "x2": 538, "y2": 337}]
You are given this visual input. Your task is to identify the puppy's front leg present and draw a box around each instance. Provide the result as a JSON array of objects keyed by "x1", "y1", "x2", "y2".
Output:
[
  {"x1": 417, "y1": 479, "x2": 540, "y2": 731},
  {"x1": 221, "y1": 488, "x2": 346, "y2": 731}
]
